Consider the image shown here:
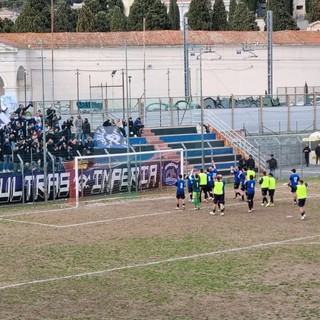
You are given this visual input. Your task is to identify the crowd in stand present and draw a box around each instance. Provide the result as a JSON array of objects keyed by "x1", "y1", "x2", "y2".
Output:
[{"x1": 0, "y1": 102, "x2": 145, "y2": 173}]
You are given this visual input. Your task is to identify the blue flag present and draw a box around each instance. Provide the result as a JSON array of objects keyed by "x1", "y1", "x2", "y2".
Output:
[{"x1": 94, "y1": 125, "x2": 130, "y2": 149}]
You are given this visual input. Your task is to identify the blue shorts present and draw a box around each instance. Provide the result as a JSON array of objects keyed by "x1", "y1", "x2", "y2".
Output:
[{"x1": 176, "y1": 192, "x2": 185, "y2": 199}]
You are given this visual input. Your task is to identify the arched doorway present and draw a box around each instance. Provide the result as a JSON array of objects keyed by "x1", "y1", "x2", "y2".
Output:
[{"x1": 17, "y1": 66, "x2": 26, "y2": 104}]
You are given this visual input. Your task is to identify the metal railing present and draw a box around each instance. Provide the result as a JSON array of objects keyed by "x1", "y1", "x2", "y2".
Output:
[{"x1": 204, "y1": 109, "x2": 267, "y2": 170}]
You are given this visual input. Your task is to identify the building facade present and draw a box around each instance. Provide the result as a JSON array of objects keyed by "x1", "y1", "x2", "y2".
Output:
[{"x1": 0, "y1": 30, "x2": 319, "y2": 112}]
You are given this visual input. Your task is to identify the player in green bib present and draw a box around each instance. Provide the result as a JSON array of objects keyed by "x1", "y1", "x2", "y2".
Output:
[
  {"x1": 296, "y1": 180, "x2": 308, "y2": 220},
  {"x1": 210, "y1": 175, "x2": 225, "y2": 216},
  {"x1": 266, "y1": 173, "x2": 276, "y2": 207}
]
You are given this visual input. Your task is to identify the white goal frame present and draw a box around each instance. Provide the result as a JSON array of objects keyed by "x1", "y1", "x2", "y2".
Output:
[{"x1": 74, "y1": 148, "x2": 184, "y2": 207}]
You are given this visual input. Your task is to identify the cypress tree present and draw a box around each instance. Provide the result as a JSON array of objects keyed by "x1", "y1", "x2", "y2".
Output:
[
  {"x1": 109, "y1": 6, "x2": 127, "y2": 31},
  {"x1": 229, "y1": 1, "x2": 259, "y2": 31},
  {"x1": 267, "y1": 0, "x2": 299, "y2": 30},
  {"x1": 228, "y1": 0, "x2": 237, "y2": 27},
  {"x1": 55, "y1": 0, "x2": 77, "y2": 32},
  {"x1": 188, "y1": 0, "x2": 211, "y2": 30},
  {"x1": 212, "y1": 0, "x2": 228, "y2": 31},
  {"x1": 0, "y1": 18, "x2": 14, "y2": 32},
  {"x1": 145, "y1": 0, "x2": 171, "y2": 30},
  {"x1": 127, "y1": 0, "x2": 155, "y2": 31},
  {"x1": 108, "y1": 0, "x2": 125, "y2": 14},
  {"x1": 76, "y1": 5, "x2": 95, "y2": 32},
  {"x1": 309, "y1": 0, "x2": 320, "y2": 22},
  {"x1": 168, "y1": 0, "x2": 180, "y2": 30},
  {"x1": 13, "y1": 0, "x2": 51, "y2": 32},
  {"x1": 94, "y1": 11, "x2": 110, "y2": 31},
  {"x1": 243, "y1": 0, "x2": 258, "y2": 12}
]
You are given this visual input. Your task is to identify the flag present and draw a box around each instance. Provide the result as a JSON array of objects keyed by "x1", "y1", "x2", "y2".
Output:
[
  {"x1": 0, "y1": 112, "x2": 10, "y2": 129},
  {"x1": 94, "y1": 125, "x2": 131, "y2": 149},
  {"x1": 1, "y1": 95, "x2": 17, "y2": 117}
]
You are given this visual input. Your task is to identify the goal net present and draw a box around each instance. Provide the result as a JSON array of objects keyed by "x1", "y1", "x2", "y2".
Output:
[{"x1": 72, "y1": 148, "x2": 184, "y2": 206}]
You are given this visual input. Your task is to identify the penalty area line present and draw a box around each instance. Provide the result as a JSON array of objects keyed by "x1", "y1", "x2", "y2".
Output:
[{"x1": 0, "y1": 233, "x2": 319, "y2": 290}]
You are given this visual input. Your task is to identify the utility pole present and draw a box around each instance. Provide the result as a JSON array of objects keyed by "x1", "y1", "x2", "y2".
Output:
[
  {"x1": 183, "y1": 15, "x2": 190, "y2": 101},
  {"x1": 267, "y1": 10, "x2": 273, "y2": 95}
]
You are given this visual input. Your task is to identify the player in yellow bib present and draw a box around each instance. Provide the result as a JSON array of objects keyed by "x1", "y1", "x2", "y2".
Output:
[
  {"x1": 210, "y1": 175, "x2": 225, "y2": 216},
  {"x1": 296, "y1": 180, "x2": 308, "y2": 220},
  {"x1": 246, "y1": 166, "x2": 256, "y2": 180},
  {"x1": 266, "y1": 173, "x2": 276, "y2": 207}
]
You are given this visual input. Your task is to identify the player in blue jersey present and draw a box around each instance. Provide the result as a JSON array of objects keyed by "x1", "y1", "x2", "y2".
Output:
[
  {"x1": 288, "y1": 168, "x2": 300, "y2": 204},
  {"x1": 210, "y1": 161, "x2": 218, "y2": 180},
  {"x1": 187, "y1": 170, "x2": 194, "y2": 202},
  {"x1": 245, "y1": 174, "x2": 256, "y2": 212},
  {"x1": 239, "y1": 167, "x2": 246, "y2": 201},
  {"x1": 175, "y1": 174, "x2": 186, "y2": 210},
  {"x1": 206, "y1": 168, "x2": 214, "y2": 199},
  {"x1": 230, "y1": 165, "x2": 241, "y2": 199}
]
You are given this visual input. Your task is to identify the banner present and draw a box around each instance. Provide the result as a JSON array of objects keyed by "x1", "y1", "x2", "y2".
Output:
[
  {"x1": 0, "y1": 160, "x2": 180, "y2": 204},
  {"x1": 94, "y1": 125, "x2": 129, "y2": 149}
]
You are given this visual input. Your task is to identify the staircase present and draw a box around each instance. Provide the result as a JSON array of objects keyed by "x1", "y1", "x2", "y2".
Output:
[{"x1": 142, "y1": 128, "x2": 180, "y2": 162}]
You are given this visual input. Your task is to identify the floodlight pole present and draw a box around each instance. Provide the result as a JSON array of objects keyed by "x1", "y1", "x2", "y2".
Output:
[
  {"x1": 199, "y1": 45, "x2": 205, "y2": 168},
  {"x1": 267, "y1": 10, "x2": 273, "y2": 95},
  {"x1": 41, "y1": 41, "x2": 48, "y2": 202},
  {"x1": 125, "y1": 42, "x2": 131, "y2": 193}
]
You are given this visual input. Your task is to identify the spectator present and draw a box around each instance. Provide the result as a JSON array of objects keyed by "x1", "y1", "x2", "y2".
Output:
[
  {"x1": 266, "y1": 154, "x2": 278, "y2": 177},
  {"x1": 84, "y1": 136, "x2": 95, "y2": 155},
  {"x1": 13, "y1": 101, "x2": 33, "y2": 118},
  {"x1": 238, "y1": 154, "x2": 246, "y2": 170},
  {"x1": 82, "y1": 118, "x2": 91, "y2": 143},
  {"x1": 128, "y1": 117, "x2": 134, "y2": 137},
  {"x1": 46, "y1": 105, "x2": 56, "y2": 127},
  {"x1": 2, "y1": 137, "x2": 13, "y2": 172},
  {"x1": 315, "y1": 143, "x2": 320, "y2": 165},
  {"x1": 66, "y1": 116, "x2": 74, "y2": 141},
  {"x1": 115, "y1": 118, "x2": 126, "y2": 137},
  {"x1": 133, "y1": 117, "x2": 144, "y2": 137},
  {"x1": 74, "y1": 114, "x2": 83, "y2": 141},
  {"x1": 103, "y1": 119, "x2": 112, "y2": 126},
  {"x1": 245, "y1": 154, "x2": 255, "y2": 169},
  {"x1": 302, "y1": 143, "x2": 311, "y2": 167}
]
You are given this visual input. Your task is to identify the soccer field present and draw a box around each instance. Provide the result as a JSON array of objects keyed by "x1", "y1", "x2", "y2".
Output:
[{"x1": 1, "y1": 182, "x2": 320, "y2": 320}]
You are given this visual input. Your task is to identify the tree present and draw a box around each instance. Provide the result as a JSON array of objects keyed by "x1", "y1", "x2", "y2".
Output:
[
  {"x1": 212, "y1": 0, "x2": 228, "y2": 31},
  {"x1": 55, "y1": 0, "x2": 77, "y2": 32},
  {"x1": 228, "y1": 0, "x2": 237, "y2": 27},
  {"x1": 266, "y1": 0, "x2": 299, "y2": 31},
  {"x1": 229, "y1": 1, "x2": 259, "y2": 31},
  {"x1": 13, "y1": 0, "x2": 51, "y2": 32},
  {"x1": 309, "y1": 0, "x2": 320, "y2": 22},
  {"x1": 94, "y1": 11, "x2": 110, "y2": 31},
  {"x1": 85, "y1": 0, "x2": 108, "y2": 15},
  {"x1": 0, "y1": 18, "x2": 14, "y2": 32},
  {"x1": 108, "y1": 0, "x2": 125, "y2": 13},
  {"x1": 127, "y1": 0, "x2": 155, "y2": 31},
  {"x1": 306, "y1": 0, "x2": 311, "y2": 14},
  {"x1": 168, "y1": 0, "x2": 180, "y2": 30},
  {"x1": 76, "y1": 5, "x2": 95, "y2": 32},
  {"x1": 242, "y1": 0, "x2": 258, "y2": 12},
  {"x1": 188, "y1": 0, "x2": 211, "y2": 30},
  {"x1": 109, "y1": 6, "x2": 127, "y2": 31},
  {"x1": 145, "y1": 0, "x2": 171, "y2": 30}
]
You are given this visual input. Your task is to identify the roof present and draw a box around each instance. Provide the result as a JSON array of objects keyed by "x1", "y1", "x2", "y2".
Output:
[{"x1": 1, "y1": 30, "x2": 320, "y2": 49}]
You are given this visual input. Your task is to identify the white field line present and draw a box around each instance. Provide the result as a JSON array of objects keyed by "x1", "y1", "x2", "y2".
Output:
[
  {"x1": 0, "y1": 196, "x2": 172, "y2": 218},
  {"x1": 0, "y1": 233, "x2": 319, "y2": 291},
  {"x1": 1, "y1": 194, "x2": 319, "y2": 229}
]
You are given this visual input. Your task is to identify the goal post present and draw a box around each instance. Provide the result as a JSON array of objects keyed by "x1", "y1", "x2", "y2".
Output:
[{"x1": 73, "y1": 148, "x2": 184, "y2": 207}]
